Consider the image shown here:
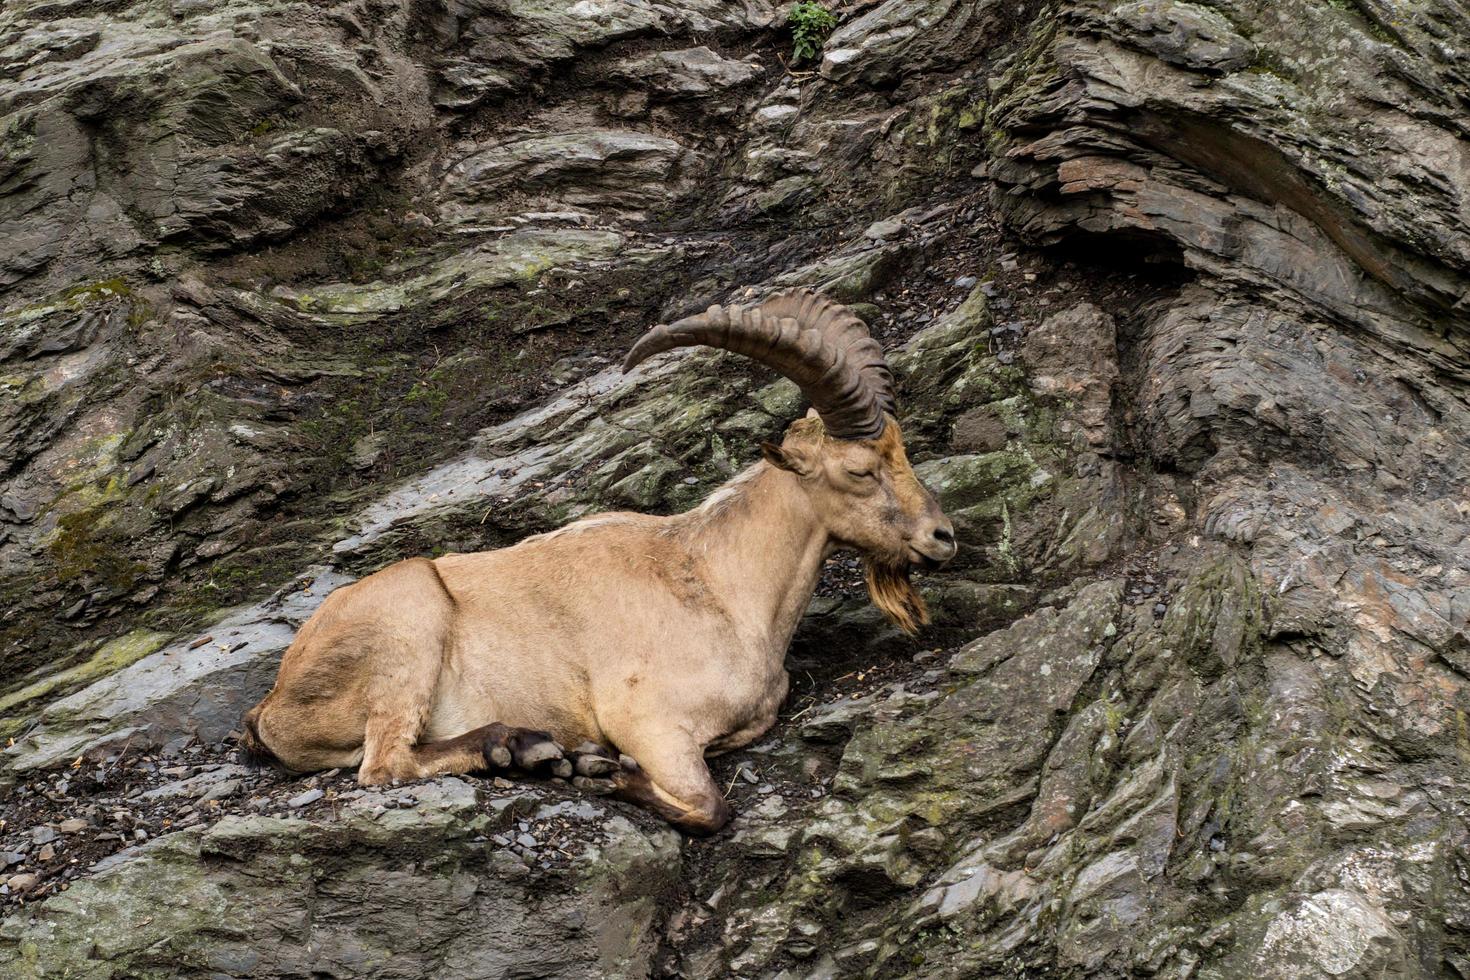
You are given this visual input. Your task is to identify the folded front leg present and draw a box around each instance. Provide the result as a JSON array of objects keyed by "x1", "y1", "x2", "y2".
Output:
[{"x1": 579, "y1": 732, "x2": 732, "y2": 835}]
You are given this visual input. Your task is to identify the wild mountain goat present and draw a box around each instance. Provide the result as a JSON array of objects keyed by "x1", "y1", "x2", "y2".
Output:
[{"x1": 242, "y1": 290, "x2": 956, "y2": 834}]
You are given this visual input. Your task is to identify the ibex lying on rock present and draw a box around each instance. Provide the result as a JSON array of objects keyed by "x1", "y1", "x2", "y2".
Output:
[{"x1": 242, "y1": 291, "x2": 955, "y2": 833}]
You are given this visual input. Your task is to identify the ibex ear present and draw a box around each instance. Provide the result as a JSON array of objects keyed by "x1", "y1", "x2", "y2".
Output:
[{"x1": 762, "y1": 441, "x2": 816, "y2": 476}]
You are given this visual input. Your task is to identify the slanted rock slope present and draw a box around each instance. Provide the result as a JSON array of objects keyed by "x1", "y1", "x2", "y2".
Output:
[{"x1": 1, "y1": 0, "x2": 1467, "y2": 976}]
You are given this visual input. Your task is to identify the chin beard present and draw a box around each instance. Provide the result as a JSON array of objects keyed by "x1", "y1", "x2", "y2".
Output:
[{"x1": 864, "y1": 558, "x2": 930, "y2": 635}]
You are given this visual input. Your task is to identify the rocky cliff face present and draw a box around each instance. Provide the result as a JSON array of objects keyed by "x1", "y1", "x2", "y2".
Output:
[{"x1": 2, "y1": 0, "x2": 1468, "y2": 977}]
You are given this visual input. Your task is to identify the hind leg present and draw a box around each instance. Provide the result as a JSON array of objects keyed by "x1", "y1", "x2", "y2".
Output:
[
  {"x1": 247, "y1": 695, "x2": 368, "y2": 773},
  {"x1": 252, "y1": 558, "x2": 460, "y2": 781},
  {"x1": 353, "y1": 628, "x2": 454, "y2": 784}
]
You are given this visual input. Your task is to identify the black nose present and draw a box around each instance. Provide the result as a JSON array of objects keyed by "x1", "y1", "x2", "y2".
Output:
[{"x1": 933, "y1": 526, "x2": 954, "y2": 545}]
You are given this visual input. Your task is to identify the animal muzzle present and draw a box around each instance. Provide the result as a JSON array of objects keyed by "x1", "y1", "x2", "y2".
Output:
[{"x1": 908, "y1": 520, "x2": 957, "y2": 569}]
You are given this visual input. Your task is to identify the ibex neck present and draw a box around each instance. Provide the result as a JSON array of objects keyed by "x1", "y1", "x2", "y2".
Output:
[{"x1": 680, "y1": 462, "x2": 829, "y2": 652}]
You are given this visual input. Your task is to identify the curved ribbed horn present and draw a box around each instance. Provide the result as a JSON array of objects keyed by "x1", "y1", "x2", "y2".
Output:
[{"x1": 621, "y1": 289, "x2": 895, "y2": 440}]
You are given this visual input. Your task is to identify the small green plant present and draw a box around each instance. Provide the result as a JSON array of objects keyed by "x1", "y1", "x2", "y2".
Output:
[{"x1": 788, "y1": 2, "x2": 837, "y2": 63}]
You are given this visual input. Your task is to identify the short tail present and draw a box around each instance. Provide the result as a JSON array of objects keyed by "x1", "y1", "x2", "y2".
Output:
[{"x1": 238, "y1": 702, "x2": 284, "y2": 770}]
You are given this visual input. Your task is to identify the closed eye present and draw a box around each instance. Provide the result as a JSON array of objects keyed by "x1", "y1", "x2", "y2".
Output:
[{"x1": 845, "y1": 469, "x2": 876, "y2": 480}]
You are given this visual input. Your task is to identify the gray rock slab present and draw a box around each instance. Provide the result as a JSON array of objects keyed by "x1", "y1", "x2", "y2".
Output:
[
  {"x1": 4, "y1": 569, "x2": 353, "y2": 773},
  {"x1": 0, "y1": 778, "x2": 682, "y2": 978}
]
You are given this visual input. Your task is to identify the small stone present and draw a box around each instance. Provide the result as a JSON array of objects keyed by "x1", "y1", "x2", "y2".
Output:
[
  {"x1": 5, "y1": 873, "x2": 39, "y2": 893},
  {"x1": 37, "y1": 844, "x2": 56, "y2": 862},
  {"x1": 30, "y1": 827, "x2": 59, "y2": 846},
  {"x1": 56, "y1": 818, "x2": 89, "y2": 834},
  {"x1": 288, "y1": 788, "x2": 324, "y2": 808},
  {"x1": 954, "y1": 275, "x2": 977, "y2": 289},
  {"x1": 1153, "y1": 603, "x2": 1168, "y2": 616},
  {"x1": 864, "y1": 217, "x2": 906, "y2": 240},
  {"x1": 350, "y1": 432, "x2": 389, "y2": 471},
  {"x1": 682, "y1": 477, "x2": 698, "y2": 485},
  {"x1": 516, "y1": 833, "x2": 538, "y2": 850},
  {"x1": 0, "y1": 852, "x2": 23, "y2": 867},
  {"x1": 161, "y1": 736, "x2": 193, "y2": 758},
  {"x1": 752, "y1": 104, "x2": 798, "y2": 127},
  {"x1": 738, "y1": 766, "x2": 759, "y2": 785},
  {"x1": 200, "y1": 779, "x2": 241, "y2": 802}
]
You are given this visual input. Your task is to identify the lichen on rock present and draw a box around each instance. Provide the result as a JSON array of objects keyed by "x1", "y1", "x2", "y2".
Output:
[{"x1": 2, "y1": 0, "x2": 1469, "y2": 975}]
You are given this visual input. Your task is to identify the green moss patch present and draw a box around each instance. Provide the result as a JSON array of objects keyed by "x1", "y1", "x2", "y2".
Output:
[{"x1": 0, "y1": 631, "x2": 170, "y2": 735}]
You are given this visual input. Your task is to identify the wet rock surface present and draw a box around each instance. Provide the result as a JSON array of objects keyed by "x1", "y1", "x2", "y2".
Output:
[{"x1": 3, "y1": 0, "x2": 1469, "y2": 977}]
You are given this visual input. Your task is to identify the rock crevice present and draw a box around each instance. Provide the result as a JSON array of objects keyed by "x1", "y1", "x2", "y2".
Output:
[{"x1": 2, "y1": 0, "x2": 1468, "y2": 976}]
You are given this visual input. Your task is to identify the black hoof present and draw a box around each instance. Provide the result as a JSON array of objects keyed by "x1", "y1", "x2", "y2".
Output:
[
  {"x1": 479, "y1": 723, "x2": 516, "y2": 770},
  {"x1": 575, "y1": 755, "x2": 619, "y2": 777},
  {"x1": 568, "y1": 746, "x2": 639, "y2": 797},
  {"x1": 569, "y1": 741, "x2": 623, "y2": 778},
  {"x1": 510, "y1": 730, "x2": 565, "y2": 770}
]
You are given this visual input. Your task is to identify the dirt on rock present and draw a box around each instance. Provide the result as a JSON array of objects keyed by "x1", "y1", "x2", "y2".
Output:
[{"x1": 4, "y1": 0, "x2": 1470, "y2": 976}]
